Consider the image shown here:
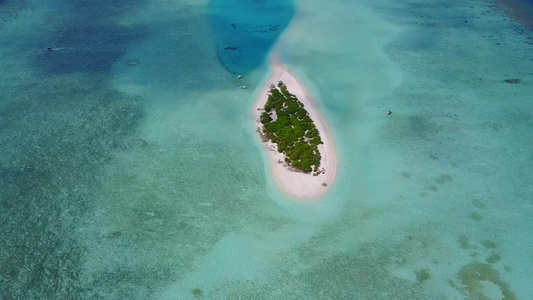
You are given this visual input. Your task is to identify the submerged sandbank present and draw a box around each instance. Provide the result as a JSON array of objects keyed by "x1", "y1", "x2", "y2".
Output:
[{"x1": 253, "y1": 56, "x2": 338, "y2": 200}]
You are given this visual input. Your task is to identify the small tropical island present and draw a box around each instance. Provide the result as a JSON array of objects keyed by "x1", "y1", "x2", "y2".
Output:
[
  {"x1": 259, "y1": 82, "x2": 323, "y2": 174},
  {"x1": 253, "y1": 55, "x2": 337, "y2": 200}
]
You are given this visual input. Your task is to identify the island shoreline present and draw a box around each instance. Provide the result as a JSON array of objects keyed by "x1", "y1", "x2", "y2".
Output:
[{"x1": 253, "y1": 55, "x2": 338, "y2": 201}]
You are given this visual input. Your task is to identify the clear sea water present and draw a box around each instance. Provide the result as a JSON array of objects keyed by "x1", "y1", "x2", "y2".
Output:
[{"x1": 1, "y1": 0, "x2": 532, "y2": 299}]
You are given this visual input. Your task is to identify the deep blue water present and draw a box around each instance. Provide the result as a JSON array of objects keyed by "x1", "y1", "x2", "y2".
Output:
[
  {"x1": 207, "y1": 0, "x2": 294, "y2": 74},
  {"x1": 35, "y1": 0, "x2": 146, "y2": 75}
]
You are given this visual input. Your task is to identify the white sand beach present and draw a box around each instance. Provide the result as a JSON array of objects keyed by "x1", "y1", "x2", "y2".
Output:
[{"x1": 253, "y1": 55, "x2": 338, "y2": 200}]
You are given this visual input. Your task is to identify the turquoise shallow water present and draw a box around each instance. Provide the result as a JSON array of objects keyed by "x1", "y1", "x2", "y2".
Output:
[{"x1": 1, "y1": 0, "x2": 532, "y2": 298}]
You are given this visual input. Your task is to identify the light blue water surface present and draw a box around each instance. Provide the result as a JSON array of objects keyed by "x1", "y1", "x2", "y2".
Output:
[{"x1": 0, "y1": 0, "x2": 532, "y2": 299}]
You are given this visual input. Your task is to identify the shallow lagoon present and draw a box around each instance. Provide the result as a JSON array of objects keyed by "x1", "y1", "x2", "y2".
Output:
[{"x1": 0, "y1": 0, "x2": 532, "y2": 298}]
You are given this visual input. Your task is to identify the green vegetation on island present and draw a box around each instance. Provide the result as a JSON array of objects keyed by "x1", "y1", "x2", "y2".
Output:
[{"x1": 260, "y1": 82, "x2": 323, "y2": 173}]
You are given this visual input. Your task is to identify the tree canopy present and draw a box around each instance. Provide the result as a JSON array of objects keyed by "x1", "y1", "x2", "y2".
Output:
[{"x1": 260, "y1": 82, "x2": 323, "y2": 173}]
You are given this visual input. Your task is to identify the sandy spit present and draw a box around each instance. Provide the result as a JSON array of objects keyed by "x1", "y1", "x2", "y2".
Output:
[{"x1": 253, "y1": 55, "x2": 338, "y2": 201}]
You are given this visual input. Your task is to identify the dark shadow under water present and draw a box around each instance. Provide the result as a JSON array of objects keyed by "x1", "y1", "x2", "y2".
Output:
[{"x1": 494, "y1": 0, "x2": 533, "y2": 29}]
